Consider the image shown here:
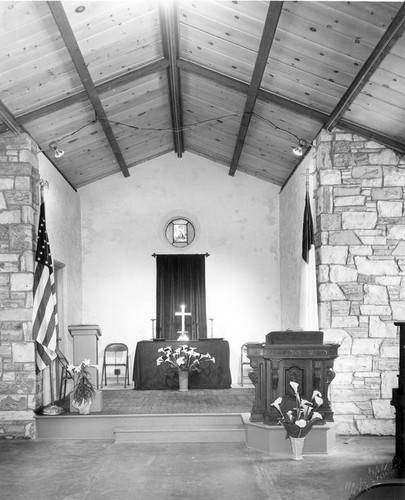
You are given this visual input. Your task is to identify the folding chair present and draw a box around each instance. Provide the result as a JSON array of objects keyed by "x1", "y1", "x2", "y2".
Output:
[{"x1": 101, "y1": 343, "x2": 130, "y2": 388}]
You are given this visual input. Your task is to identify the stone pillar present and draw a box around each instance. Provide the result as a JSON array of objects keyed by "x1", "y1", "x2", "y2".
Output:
[
  {"x1": 0, "y1": 132, "x2": 39, "y2": 439},
  {"x1": 315, "y1": 129, "x2": 400, "y2": 435}
]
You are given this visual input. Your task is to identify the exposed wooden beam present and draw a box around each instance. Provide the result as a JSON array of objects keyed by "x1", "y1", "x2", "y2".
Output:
[
  {"x1": 47, "y1": 1, "x2": 130, "y2": 178},
  {"x1": 229, "y1": 1, "x2": 283, "y2": 177},
  {"x1": 159, "y1": 0, "x2": 184, "y2": 157},
  {"x1": 178, "y1": 58, "x2": 329, "y2": 123},
  {"x1": 0, "y1": 100, "x2": 23, "y2": 134},
  {"x1": 339, "y1": 120, "x2": 405, "y2": 155},
  {"x1": 8, "y1": 60, "x2": 169, "y2": 127},
  {"x1": 326, "y1": 2, "x2": 405, "y2": 132}
]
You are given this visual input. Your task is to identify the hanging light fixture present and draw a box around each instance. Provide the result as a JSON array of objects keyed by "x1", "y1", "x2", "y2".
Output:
[
  {"x1": 292, "y1": 139, "x2": 308, "y2": 157},
  {"x1": 49, "y1": 141, "x2": 64, "y2": 158}
]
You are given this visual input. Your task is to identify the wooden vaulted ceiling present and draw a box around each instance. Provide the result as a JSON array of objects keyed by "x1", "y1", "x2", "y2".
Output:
[{"x1": 1, "y1": 1, "x2": 405, "y2": 190}]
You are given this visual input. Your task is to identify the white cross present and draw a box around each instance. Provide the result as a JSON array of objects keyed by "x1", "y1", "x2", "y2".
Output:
[{"x1": 175, "y1": 304, "x2": 191, "y2": 334}]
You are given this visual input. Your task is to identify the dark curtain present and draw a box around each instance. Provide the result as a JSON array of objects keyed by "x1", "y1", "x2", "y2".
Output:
[{"x1": 156, "y1": 254, "x2": 207, "y2": 340}]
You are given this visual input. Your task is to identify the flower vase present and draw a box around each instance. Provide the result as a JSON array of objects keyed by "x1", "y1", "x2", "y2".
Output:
[
  {"x1": 72, "y1": 399, "x2": 92, "y2": 414},
  {"x1": 289, "y1": 436, "x2": 306, "y2": 460},
  {"x1": 178, "y1": 371, "x2": 189, "y2": 392}
]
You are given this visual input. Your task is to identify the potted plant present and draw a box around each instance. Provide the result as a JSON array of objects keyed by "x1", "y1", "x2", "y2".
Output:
[
  {"x1": 156, "y1": 345, "x2": 215, "y2": 391},
  {"x1": 271, "y1": 381, "x2": 324, "y2": 460},
  {"x1": 69, "y1": 359, "x2": 96, "y2": 414}
]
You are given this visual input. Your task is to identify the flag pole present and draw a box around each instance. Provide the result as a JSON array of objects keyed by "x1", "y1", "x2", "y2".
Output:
[{"x1": 34, "y1": 179, "x2": 64, "y2": 415}]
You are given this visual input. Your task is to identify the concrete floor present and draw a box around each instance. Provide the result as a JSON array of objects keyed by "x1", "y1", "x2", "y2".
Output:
[{"x1": 0, "y1": 436, "x2": 397, "y2": 500}]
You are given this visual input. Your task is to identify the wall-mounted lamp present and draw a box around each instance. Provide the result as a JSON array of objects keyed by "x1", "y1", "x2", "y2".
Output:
[
  {"x1": 292, "y1": 139, "x2": 308, "y2": 157},
  {"x1": 49, "y1": 141, "x2": 64, "y2": 158}
]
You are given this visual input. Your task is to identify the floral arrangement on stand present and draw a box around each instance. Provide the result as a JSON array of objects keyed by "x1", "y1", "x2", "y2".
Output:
[
  {"x1": 68, "y1": 359, "x2": 96, "y2": 414},
  {"x1": 157, "y1": 345, "x2": 215, "y2": 372},
  {"x1": 156, "y1": 345, "x2": 215, "y2": 391},
  {"x1": 271, "y1": 381, "x2": 324, "y2": 460}
]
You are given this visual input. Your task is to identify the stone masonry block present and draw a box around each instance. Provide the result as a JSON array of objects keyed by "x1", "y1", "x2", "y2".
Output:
[
  {"x1": 355, "y1": 256, "x2": 398, "y2": 275},
  {"x1": 351, "y1": 339, "x2": 382, "y2": 355},
  {"x1": 352, "y1": 165, "x2": 381, "y2": 179},
  {"x1": 319, "y1": 245, "x2": 348, "y2": 264},
  {"x1": 369, "y1": 316, "x2": 397, "y2": 338},
  {"x1": 371, "y1": 399, "x2": 395, "y2": 419},
  {"x1": 377, "y1": 201, "x2": 403, "y2": 217},
  {"x1": 319, "y1": 169, "x2": 342, "y2": 185},
  {"x1": 387, "y1": 224, "x2": 405, "y2": 240},
  {"x1": 364, "y1": 284, "x2": 388, "y2": 304},
  {"x1": 319, "y1": 283, "x2": 345, "y2": 301},
  {"x1": 372, "y1": 187, "x2": 402, "y2": 200},
  {"x1": 319, "y1": 213, "x2": 341, "y2": 230},
  {"x1": 329, "y1": 230, "x2": 361, "y2": 245},
  {"x1": 391, "y1": 301, "x2": 405, "y2": 320},
  {"x1": 342, "y1": 211, "x2": 377, "y2": 230},
  {"x1": 0, "y1": 211, "x2": 21, "y2": 224},
  {"x1": 384, "y1": 166, "x2": 405, "y2": 186},
  {"x1": 355, "y1": 417, "x2": 395, "y2": 436},
  {"x1": 11, "y1": 342, "x2": 34, "y2": 363},
  {"x1": 330, "y1": 265, "x2": 358, "y2": 282},
  {"x1": 10, "y1": 273, "x2": 33, "y2": 291}
]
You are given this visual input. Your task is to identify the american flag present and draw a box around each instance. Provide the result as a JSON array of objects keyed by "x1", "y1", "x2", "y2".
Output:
[
  {"x1": 299, "y1": 190, "x2": 319, "y2": 331},
  {"x1": 32, "y1": 193, "x2": 58, "y2": 372}
]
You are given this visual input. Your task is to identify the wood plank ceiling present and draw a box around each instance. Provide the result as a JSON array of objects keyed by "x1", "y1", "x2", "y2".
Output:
[{"x1": 1, "y1": 1, "x2": 405, "y2": 190}]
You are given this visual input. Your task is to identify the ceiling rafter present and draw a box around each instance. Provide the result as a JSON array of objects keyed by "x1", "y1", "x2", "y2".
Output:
[
  {"x1": 0, "y1": 59, "x2": 169, "y2": 132},
  {"x1": 326, "y1": 2, "x2": 405, "y2": 132},
  {"x1": 0, "y1": 101, "x2": 23, "y2": 134},
  {"x1": 228, "y1": 1, "x2": 284, "y2": 177},
  {"x1": 47, "y1": 1, "x2": 130, "y2": 178},
  {"x1": 177, "y1": 59, "x2": 329, "y2": 123},
  {"x1": 159, "y1": 0, "x2": 184, "y2": 157}
]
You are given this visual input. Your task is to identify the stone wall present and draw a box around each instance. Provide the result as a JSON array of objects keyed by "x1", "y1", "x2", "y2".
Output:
[
  {"x1": 0, "y1": 133, "x2": 39, "y2": 439},
  {"x1": 316, "y1": 129, "x2": 400, "y2": 435}
]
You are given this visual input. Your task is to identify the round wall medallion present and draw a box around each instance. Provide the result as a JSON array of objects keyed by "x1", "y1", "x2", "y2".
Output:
[{"x1": 164, "y1": 217, "x2": 196, "y2": 248}]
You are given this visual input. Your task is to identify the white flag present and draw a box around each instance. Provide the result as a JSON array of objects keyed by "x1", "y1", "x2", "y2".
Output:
[{"x1": 299, "y1": 191, "x2": 319, "y2": 331}]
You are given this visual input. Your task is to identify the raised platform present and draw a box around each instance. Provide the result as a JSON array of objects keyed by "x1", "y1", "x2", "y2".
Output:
[
  {"x1": 35, "y1": 412, "x2": 246, "y2": 443},
  {"x1": 35, "y1": 388, "x2": 336, "y2": 454}
]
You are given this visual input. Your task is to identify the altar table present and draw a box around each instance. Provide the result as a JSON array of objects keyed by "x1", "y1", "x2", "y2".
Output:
[{"x1": 133, "y1": 339, "x2": 232, "y2": 390}]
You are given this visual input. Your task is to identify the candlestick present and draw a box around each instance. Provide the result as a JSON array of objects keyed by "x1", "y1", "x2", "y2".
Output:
[{"x1": 209, "y1": 318, "x2": 214, "y2": 338}]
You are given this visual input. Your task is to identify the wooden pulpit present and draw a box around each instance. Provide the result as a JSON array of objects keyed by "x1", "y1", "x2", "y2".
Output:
[{"x1": 246, "y1": 330, "x2": 339, "y2": 424}]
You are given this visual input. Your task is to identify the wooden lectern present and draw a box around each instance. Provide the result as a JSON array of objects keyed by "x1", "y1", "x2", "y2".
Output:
[{"x1": 246, "y1": 330, "x2": 339, "y2": 424}]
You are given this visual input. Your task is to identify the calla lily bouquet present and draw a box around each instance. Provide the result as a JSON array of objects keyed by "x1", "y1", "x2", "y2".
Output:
[
  {"x1": 271, "y1": 381, "x2": 324, "y2": 438},
  {"x1": 156, "y1": 345, "x2": 215, "y2": 372}
]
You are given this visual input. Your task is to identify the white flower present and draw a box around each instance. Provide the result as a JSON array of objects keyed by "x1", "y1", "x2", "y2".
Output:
[
  {"x1": 289, "y1": 381, "x2": 299, "y2": 395},
  {"x1": 295, "y1": 419, "x2": 308, "y2": 428},
  {"x1": 286, "y1": 410, "x2": 293, "y2": 422},
  {"x1": 311, "y1": 412, "x2": 323, "y2": 421},
  {"x1": 83, "y1": 359, "x2": 91, "y2": 366},
  {"x1": 156, "y1": 357, "x2": 164, "y2": 365},
  {"x1": 311, "y1": 391, "x2": 323, "y2": 406},
  {"x1": 271, "y1": 397, "x2": 284, "y2": 417}
]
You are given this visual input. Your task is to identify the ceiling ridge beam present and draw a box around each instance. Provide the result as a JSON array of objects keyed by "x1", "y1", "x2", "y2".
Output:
[
  {"x1": 159, "y1": 0, "x2": 184, "y2": 157},
  {"x1": 229, "y1": 1, "x2": 284, "y2": 177},
  {"x1": 47, "y1": 1, "x2": 130, "y2": 178},
  {"x1": 325, "y1": 2, "x2": 405, "y2": 132}
]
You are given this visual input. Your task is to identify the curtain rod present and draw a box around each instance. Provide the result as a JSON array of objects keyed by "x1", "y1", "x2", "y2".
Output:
[{"x1": 151, "y1": 253, "x2": 210, "y2": 258}]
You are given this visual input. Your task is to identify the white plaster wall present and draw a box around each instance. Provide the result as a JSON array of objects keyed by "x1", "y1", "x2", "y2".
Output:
[
  {"x1": 79, "y1": 152, "x2": 280, "y2": 384},
  {"x1": 38, "y1": 154, "x2": 83, "y2": 361},
  {"x1": 279, "y1": 151, "x2": 316, "y2": 329}
]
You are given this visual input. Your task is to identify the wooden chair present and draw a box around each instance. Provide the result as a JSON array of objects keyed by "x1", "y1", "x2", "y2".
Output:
[
  {"x1": 101, "y1": 343, "x2": 130, "y2": 388},
  {"x1": 55, "y1": 348, "x2": 74, "y2": 400}
]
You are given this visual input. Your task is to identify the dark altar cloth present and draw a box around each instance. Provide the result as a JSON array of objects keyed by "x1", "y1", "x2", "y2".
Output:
[{"x1": 133, "y1": 340, "x2": 232, "y2": 390}]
